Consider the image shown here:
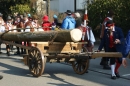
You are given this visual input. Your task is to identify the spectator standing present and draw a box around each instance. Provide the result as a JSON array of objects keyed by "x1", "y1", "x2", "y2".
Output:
[
  {"x1": 13, "y1": 15, "x2": 24, "y2": 55},
  {"x1": 61, "y1": 10, "x2": 76, "y2": 30},
  {"x1": 74, "y1": 12, "x2": 82, "y2": 28},
  {"x1": 0, "y1": 13, "x2": 5, "y2": 25},
  {"x1": 32, "y1": 15, "x2": 43, "y2": 31},
  {"x1": 42, "y1": 15, "x2": 52, "y2": 31},
  {"x1": 0, "y1": 15, "x2": 5, "y2": 79},
  {"x1": 4, "y1": 16, "x2": 16, "y2": 56},
  {"x1": 0, "y1": 13, "x2": 5, "y2": 53}
]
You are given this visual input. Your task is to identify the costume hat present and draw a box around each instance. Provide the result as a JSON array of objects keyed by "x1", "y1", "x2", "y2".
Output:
[
  {"x1": 106, "y1": 20, "x2": 114, "y2": 27},
  {"x1": 65, "y1": 10, "x2": 72, "y2": 15}
]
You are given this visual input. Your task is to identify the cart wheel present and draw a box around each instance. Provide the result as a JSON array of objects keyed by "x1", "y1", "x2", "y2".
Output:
[
  {"x1": 72, "y1": 47, "x2": 90, "y2": 75},
  {"x1": 28, "y1": 47, "x2": 46, "y2": 77}
]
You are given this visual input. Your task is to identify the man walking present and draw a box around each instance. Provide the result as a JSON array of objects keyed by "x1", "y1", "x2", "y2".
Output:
[
  {"x1": 100, "y1": 9, "x2": 115, "y2": 69},
  {"x1": 98, "y1": 20, "x2": 125, "y2": 79}
]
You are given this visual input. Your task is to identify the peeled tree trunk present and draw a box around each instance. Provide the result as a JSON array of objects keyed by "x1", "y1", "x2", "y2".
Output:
[{"x1": 0, "y1": 29, "x2": 82, "y2": 42}]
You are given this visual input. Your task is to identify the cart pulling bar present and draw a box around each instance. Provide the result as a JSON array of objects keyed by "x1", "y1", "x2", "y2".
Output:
[
  {"x1": 42, "y1": 52, "x2": 123, "y2": 59},
  {"x1": 91, "y1": 52, "x2": 123, "y2": 58}
]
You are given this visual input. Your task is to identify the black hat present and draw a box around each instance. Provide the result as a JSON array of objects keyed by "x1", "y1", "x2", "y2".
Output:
[
  {"x1": 65, "y1": 10, "x2": 72, "y2": 15},
  {"x1": 108, "y1": 9, "x2": 115, "y2": 16},
  {"x1": 106, "y1": 20, "x2": 114, "y2": 27}
]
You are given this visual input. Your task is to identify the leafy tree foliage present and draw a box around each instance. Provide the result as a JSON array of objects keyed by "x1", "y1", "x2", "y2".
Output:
[
  {"x1": 87, "y1": 0, "x2": 130, "y2": 35},
  {"x1": 0, "y1": 0, "x2": 30, "y2": 20},
  {"x1": 10, "y1": 4, "x2": 30, "y2": 14}
]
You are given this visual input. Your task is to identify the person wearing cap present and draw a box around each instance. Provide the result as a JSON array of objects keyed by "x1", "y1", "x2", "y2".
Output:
[
  {"x1": 61, "y1": 10, "x2": 76, "y2": 30},
  {"x1": 53, "y1": 15, "x2": 58, "y2": 25},
  {"x1": 97, "y1": 20, "x2": 125, "y2": 80},
  {"x1": 99, "y1": 9, "x2": 115, "y2": 69},
  {"x1": 42, "y1": 15, "x2": 52, "y2": 31},
  {"x1": 51, "y1": 15, "x2": 58, "y2": 30},
  {"x1": 52, "y1": 15, "x2": 61, "y2": 29},
  {"x1": 74, "y1": 12, "x2": 82, "y2": 28}
]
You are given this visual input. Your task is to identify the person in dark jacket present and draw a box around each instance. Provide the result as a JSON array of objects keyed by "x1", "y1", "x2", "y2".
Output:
[
  {"x1": 99, "y1": 9, "x2": 115, "y2": 69},
  {"x1": 98, "y1": 20, "x2": 125, "y2": 80}
]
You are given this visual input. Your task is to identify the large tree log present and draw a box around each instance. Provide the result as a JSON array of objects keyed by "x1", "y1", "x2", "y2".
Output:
[{"x1": 0, "y1": 29, "x2": 82, "y2": 42}]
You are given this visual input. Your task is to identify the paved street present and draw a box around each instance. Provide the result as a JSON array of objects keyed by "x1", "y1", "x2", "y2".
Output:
[{"x1": 0, "y1": 43, "x2": 130, "y2": 86}]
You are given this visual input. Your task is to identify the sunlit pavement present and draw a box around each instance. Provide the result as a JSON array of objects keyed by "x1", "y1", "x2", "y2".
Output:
[{"x1": 0, "y1": 43, "x2": 130, "y2": 86}]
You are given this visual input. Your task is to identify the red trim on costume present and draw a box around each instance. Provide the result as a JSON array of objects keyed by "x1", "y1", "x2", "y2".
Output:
[
  {"x1": 109, "y1": 35, "x2": 114, "y2": 48},
  {"x1": 106, "y1": 24, "x2": 114, "y2": 27}
]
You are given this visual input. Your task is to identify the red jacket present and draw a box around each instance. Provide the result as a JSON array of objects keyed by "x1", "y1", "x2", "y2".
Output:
[{"x1": 42, "y1": 21, "x2": 52, "y2": 31}]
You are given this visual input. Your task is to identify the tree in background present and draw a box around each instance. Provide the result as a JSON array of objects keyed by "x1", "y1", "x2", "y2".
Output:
[
  {"x1": 10, "y1": 4, "x2": 30, "y2": 15},
  {"x1": 86, "y1": 0, "x2": 130, "y2": 36},
  {"x1": 0, "y1": 0, "x2": 30, "y2": 20}
]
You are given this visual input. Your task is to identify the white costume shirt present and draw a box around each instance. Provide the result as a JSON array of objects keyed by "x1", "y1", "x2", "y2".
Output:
[
  {"x1": 24, "y1": 19, "x2": 30, "y2": 32},
  {"x1": 81, "y1": 24, "x2": 96, "y2": 45},
  {"x1": 86, "y1": 26, "x2": 96, "y2": 45}
]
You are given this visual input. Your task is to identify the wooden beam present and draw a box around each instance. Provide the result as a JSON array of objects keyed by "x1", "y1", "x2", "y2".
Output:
[{"x1": 91, "y1": 52, "x2": 123, "y2": 58}]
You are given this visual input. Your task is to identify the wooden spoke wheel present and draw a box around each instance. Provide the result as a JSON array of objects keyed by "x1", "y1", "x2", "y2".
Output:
[
  {"x1": 28, "y1": 47, "x2": 46, "y2": 77},
  {"x1": 72, "y1": 46, "x2": 90, "y2": 75}
]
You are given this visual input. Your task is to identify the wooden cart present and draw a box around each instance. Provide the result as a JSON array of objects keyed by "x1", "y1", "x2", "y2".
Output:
[
  {"x1": 0, "y1": 30, "x2": 127, "y2": 77},
  {"x1": 2, "y1": 39, "x2": 93, "y2": 77},
  {"x1": 3, "y1": 40, "x2": 125, "y2": 77}
]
